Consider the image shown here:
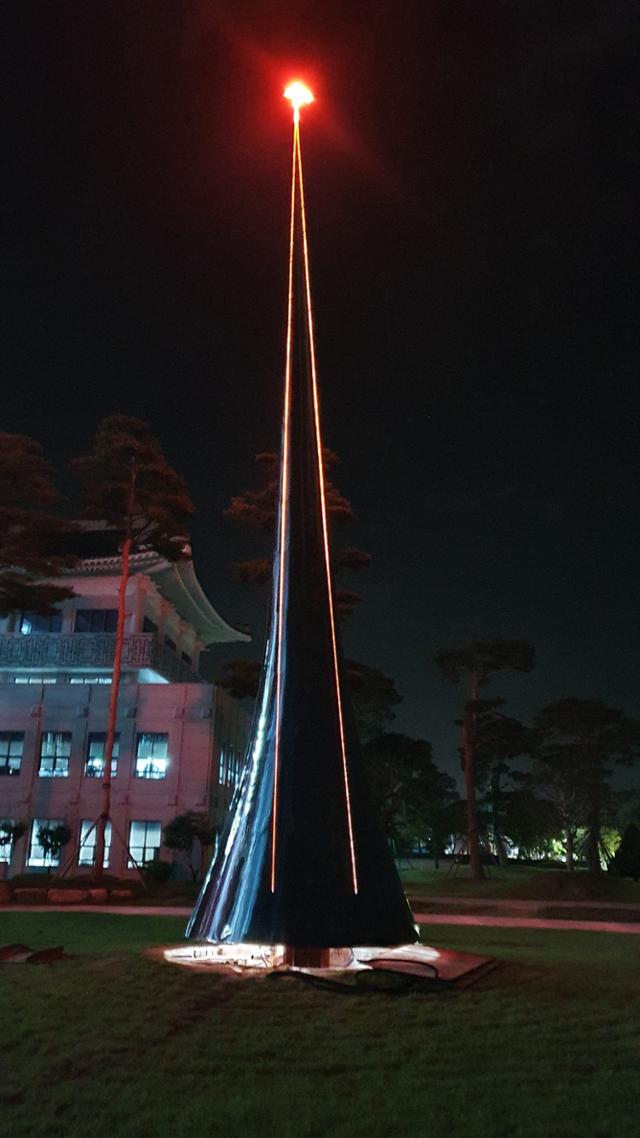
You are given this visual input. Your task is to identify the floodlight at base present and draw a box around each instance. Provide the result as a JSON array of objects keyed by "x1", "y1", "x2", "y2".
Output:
[{"x1": 164, "y1": 942, "x2": 441, "y2": 974}]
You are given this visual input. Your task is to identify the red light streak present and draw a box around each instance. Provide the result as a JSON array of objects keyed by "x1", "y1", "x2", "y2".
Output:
[
  {"x1": 270, "y1": 121, "x2": 297, "y2": 894},
  {"x1": 296, "y1": 127, "x2": 359, "y2": 895},
  {"x1": 271, "y1": 85, "x2": 358, "y2": 896}
]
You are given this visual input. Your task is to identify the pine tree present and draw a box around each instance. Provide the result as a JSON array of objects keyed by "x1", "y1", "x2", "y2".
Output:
[
  {"x1": 0, "y1": 432, "x2": 76, "y2": 617},
  {"x1": 532, "y1": 698, "x2": 640, "y2": 873},
  {"x1": 71, "y1": 416, "x2": 195, "y2": 879},
  {"x1": 435, "y1": 640, "x2": 535, "y2": 881},
  {"x1": 225, "y1": 449, "x2": 370, "y2": 619},
  {"x1": 609, "y1": 823, "x2": 640, "y2": 881},
  {"x1": 220, "y1": 448, "x2": 389, "y2": 742},
  {"x1": 472, "y1": 700, "x2": 531, "y2": 865}
]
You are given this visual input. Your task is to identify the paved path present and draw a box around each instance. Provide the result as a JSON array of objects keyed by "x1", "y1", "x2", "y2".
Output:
[
  {"x1": 409, "y1": 895, "x2": 640, "y2": 913},
  {"x1": 0, "y1": 904, "x2": 192, "y2": 917},
  {"x1": 413, "y1": 912, "x2": 640, "y2": 935},
  {"x1": 2, "y1": 904, "x2": 640, "y2": 934}
]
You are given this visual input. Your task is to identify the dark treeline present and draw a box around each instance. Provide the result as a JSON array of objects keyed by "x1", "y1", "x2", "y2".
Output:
[{"x1": 2, "y1": 427, "x2": 640, "y2": 883}]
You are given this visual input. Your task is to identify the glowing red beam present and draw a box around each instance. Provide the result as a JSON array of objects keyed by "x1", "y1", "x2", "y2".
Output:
[
  {"x1": 270, "y1": 120, "x2": 298, "y2": 895},
  {"x1": 295, "y1": 122, "x2": 359, "y2": 895},
  {"x1": 270, "y1": 84, "x2": 358, "y2": 896}
]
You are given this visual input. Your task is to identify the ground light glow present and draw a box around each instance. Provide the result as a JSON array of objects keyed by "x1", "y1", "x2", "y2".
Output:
[{"x1": 165, "y1": 943, "x2": 440, "y2": 972}]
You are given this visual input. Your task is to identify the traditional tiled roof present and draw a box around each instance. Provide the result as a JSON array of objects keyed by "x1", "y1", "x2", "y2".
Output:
[{"x1": 62, "y1": 528, "x2": 250, "y2": 646}]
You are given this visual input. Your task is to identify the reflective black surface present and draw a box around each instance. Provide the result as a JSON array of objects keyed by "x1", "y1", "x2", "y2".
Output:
[{"x1": 187, "y1": 122, "x2": 416, "y2": 948}]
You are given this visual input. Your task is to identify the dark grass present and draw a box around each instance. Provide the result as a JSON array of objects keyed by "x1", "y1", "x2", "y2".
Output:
[
  {"x1": 1, "y1": 912, "x2": 639, "y2": 1138},
  {"x1": 0, "y1": 911, "x2": 186, "y2": 953},
  {"x1": 401, "y1": 863, "x2": 640, "y2": 903}
]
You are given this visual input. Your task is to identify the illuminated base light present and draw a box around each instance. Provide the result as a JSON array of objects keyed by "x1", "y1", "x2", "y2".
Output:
[{"x1": 164, "y1": 942, "x2": 440, "y2": 974}]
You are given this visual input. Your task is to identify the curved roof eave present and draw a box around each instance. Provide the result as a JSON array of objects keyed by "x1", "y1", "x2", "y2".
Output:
[
  {"x1": 66, "y1": 551, "x2": 250, "y2": 646},
  {"x1": 152, "y1": 560, "x2": 251, "y2": 646}
]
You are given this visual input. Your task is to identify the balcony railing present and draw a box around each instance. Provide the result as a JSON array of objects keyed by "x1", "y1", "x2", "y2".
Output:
[{"x1": 0, "y1": 633, "x2": 202, "y2": 684}]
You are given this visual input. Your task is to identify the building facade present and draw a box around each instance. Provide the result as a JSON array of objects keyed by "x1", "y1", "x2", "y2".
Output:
[{"x1": 0, "y1": 546, "x2": 250, "y2": 878}]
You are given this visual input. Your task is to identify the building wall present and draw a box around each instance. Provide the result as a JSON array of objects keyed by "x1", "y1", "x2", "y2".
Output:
[
  {"x1": 0, "y1": 573, "x2": 204, "y2": 677},
  {"x1": 0, "y1": 681, "x2": 248, "y2": 878}
]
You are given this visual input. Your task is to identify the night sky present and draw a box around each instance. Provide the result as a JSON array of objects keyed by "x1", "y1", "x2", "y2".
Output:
[{"x1": 3, "y1": 2, "x2": 639, "y2": 776}]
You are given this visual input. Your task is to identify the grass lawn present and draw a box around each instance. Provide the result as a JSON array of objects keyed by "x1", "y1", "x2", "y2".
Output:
[
  {"x1": 400, "y1": 862, "x2": 640, "y2": 904},
  {"x1": 1, "y1": 912, "x2": 639, "y2": 1138}
]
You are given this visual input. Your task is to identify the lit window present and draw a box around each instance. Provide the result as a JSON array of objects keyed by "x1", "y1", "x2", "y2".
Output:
[
  {"x1": 19, "y1": 610, "x2": 63, "y2": 634},
  {"x1": 78, "y1": 819, "x2": 111, "y2": 867},
  {"x1": 218, "y1": 748, "x2": 240, "y2": 787},
  {"x1": 85, "y1": 733, "x2": 119, "y2": 778},
  {"x1": 74, "y1": 609, "x2": 118, "y2": 633},
  {"x1": 134, "y1": 733, "x2": 169, "y2": 780},
  {"x1": 128, "y1": 820, "x2": 161, "y2": 866},
  {"x1": 38, "y1": 732, "x2": 71, "y2": 778},
  {"x1": 69, "y1": 676, "x2": 112, "y2": 685},
  {"x1": 0, "y1": 820, "x2": 15, "y2": 863},
  {"x1": 0, "y1": 732, "x2": 23, "y2": 777},
  {"x1": 14, "y1": 676, "x2": 57, "y2": 684},
  {"x1": 27, "y1": 817, "x2": 64, "y2": 867}
]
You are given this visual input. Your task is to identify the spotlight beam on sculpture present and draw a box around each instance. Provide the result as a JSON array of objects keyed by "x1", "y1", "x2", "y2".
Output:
[{"x1": 186, "y1": 81, "x2": 417, "y2": 955}]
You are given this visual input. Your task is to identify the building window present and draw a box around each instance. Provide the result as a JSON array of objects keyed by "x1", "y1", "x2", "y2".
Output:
[
  {"x1": 38, "y1": 732, "x2": 71, "y2": 778},
  {"x1": 128, "y1": 820, "x2": 161, "y2": 866},
  {"x1": 75, "y1": 609, "x2": 118, "y2": 633},
  {"x1": 134, "y1": 733, "x2": 169, "y2": 779},
  {"x1": 69, "y1": 676, "x2": 112, "y2": 685},
  {"x1": 14, "y1": 676, "x2": 57, "y2": 684},
  {"x1": 164, "y1": 635, "x2": 176, "y2": 652},
  {"x1": 0, "y1": 820, "x2": 15, "y2": 863},
  {"x1": 27, "y1": 817, "x2": 63, "y2": 867},
  {"x1": 181, "y1": 652, "x2": 192, "y2": 666},
  {"x1": 78, "y1": 819, "x2": 111, "y2": 867},
  {"x1": 85, "y1": 733, "x2": 119, "y2": 778},
  {"x1": 143, "y1": 617, "x2": 158, "y2": 634},
  {"x1": 19, "y1": 610, "x2": 63, "y2": 634},
  {"x1": 218, "y1": 748, "x2": 241, "y2": 787},
  {"x1": 0, "y1": 732, "x2": 24, "y2": 777}
]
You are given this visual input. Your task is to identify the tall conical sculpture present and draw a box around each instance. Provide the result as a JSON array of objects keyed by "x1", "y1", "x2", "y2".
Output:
[{"x1": 188, "y1": 83, "x2": 416, "y2": 950}]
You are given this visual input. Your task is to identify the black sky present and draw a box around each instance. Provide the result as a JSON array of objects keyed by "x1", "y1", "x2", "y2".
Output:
[{"x1": 3, "y1": 1, "x2": 639, "y2": 775}]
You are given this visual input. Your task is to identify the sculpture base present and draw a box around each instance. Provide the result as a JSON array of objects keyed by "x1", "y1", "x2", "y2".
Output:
[{"x1": 162, "y1": 942, "x2": 495, "y2": 986}]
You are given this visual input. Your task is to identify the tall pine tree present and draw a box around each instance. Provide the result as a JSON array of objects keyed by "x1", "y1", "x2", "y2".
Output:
[
  {"x1": 71, "y1": 416, "x2": 195, "y2": 879},
  {"x1": 0, "y1": 432, "x2": 76, "y2": 617},
  {"x1": 435, "y1": 640, "x2": 534, "y2": 880}
]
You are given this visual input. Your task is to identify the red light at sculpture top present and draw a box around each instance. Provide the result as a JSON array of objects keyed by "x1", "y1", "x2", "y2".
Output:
[
  {"x1": 284, "y1": 81, "x2": 314, "y2": 123},
  {"x1": 186, "y1": 77, "x2": 417, "y2": 953}
]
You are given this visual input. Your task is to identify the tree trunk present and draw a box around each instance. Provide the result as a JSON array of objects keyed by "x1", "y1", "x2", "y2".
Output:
[
  {"x1": 565, "y1": 828, "x2": 574, "y2": 872},
  {"x1": 491, "y1": 772, "x2": 509, "y2": 867},
  {"x1": 586, "y1": 803, "x2": 602, "y2": 875},
  {"x1": 493, "y1": 827, "x2": 509, "y2": 868},
  {"x1": 462, "y1": 672, "x2": 485, "y2": 881},
  {"x1": 94, "y1": 534, "x2": 131, "y2": 881}
]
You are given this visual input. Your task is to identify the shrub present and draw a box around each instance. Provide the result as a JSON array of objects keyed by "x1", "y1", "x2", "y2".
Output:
[
  {"x1": 609, "y1": 823, "x2": 640, "y2": 881},
  {"x1": 142, "y1": 858, "x2": 173, "y2": 883}
]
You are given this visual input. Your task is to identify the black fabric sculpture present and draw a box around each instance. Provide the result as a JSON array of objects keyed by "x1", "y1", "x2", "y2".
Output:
[{"x1": 187, "y1": 114, "x2": 416, "y2": 949}]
